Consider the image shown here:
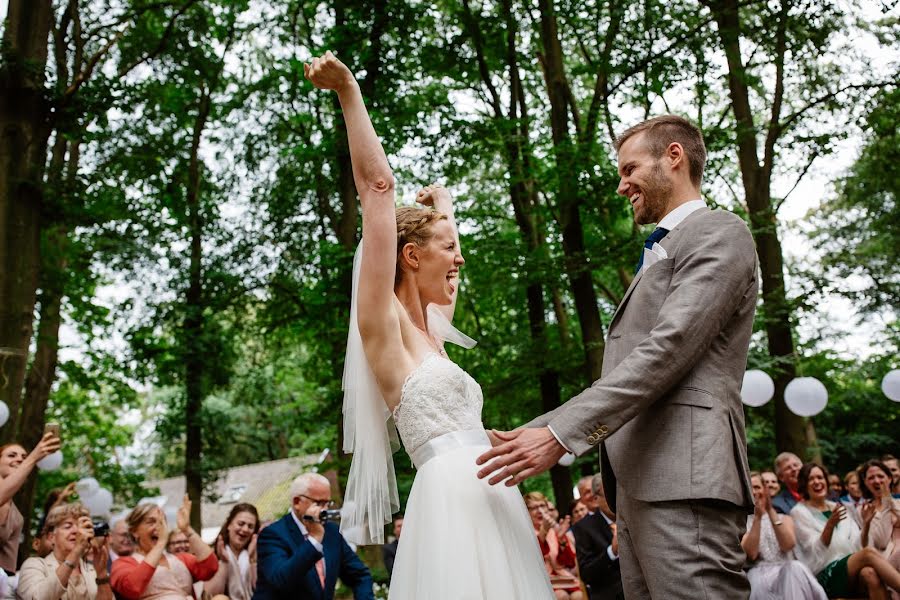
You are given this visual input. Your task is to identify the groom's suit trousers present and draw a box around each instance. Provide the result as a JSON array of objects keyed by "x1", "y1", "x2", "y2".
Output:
[{"x1": 615, "y1": 485, "x2": 749, "y2": 600}]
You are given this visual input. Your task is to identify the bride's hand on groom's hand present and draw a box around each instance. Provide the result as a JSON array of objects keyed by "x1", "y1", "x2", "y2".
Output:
[
  {"x1": 304, "y1": 51, "x2": 355, "y2": 93},
  {"x1": 475, "y1": 427, "x2": 566, "y2": 486}
]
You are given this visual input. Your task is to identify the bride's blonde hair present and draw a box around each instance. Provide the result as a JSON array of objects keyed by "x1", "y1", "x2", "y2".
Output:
[{"x1": 395, "y1": 206, "x2": 447, "y2": 285}]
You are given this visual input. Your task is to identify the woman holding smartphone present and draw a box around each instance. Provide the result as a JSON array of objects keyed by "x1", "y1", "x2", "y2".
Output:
[{"x1": 0, "y1": 431, "x2": 61, "y2": 575}]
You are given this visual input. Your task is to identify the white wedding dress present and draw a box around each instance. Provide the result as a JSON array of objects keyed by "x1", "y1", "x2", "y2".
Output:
[{"x1": 387, "y1": 352, "x2": 555, "y2": 599}]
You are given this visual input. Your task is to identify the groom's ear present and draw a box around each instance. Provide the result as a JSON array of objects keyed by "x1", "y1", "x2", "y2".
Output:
[{"x1": 666, "y1": 142, "x2": 686, "y2": 171}]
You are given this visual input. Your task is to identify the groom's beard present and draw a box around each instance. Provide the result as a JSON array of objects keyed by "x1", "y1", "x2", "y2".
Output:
[{"x1": 633, "y1": 160, "x2": 673, "y2": 225}]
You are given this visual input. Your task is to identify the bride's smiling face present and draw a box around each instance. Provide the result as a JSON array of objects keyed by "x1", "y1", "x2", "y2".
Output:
[{"x1": 401, "y1": 219, "x2": 464, "y2": 306}]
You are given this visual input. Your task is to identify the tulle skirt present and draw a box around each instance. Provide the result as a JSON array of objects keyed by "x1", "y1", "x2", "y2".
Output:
[
  {"x1": 388, "y1": 429, "x2": 555, "y2": 600},
  {"x1": 747, "y1": 560, "x2": 828, "y2": 600}
]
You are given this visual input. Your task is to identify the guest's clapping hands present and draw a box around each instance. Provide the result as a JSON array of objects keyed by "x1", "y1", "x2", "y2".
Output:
[
  {"x1": 555, "y1": 515, "x2": 572, "y2": 539},
  {"x1": 154, "y1": 509, "x2": 170, "y2": 551},
  {"x1": 610, "y1": 523, "x2": 619, "y2": 556},
  {"x1": 216, "y1": 535, "x2": 228, "y2": 561},
  {"x1": 91, "y1": 536, "x2": 110, "y2": 577},
  {"x1": 860, "y1": 501, "x2": 877, "y2": 526},
  {"x1": 304, "y1": 51, "x2": 355, "y2": 93},
  {"x1": 825, "y1": 504, "x2": 847, "y2": 531},
  {"x1": 177, "y1": 494, "x2": 192, "y2": 533}
]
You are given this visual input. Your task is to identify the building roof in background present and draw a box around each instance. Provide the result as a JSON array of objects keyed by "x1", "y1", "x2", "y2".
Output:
[{"x1": 142, "y1": 451, "x2": 331, "y2": 540}]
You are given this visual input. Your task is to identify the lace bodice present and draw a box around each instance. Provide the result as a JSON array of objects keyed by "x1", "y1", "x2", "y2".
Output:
[
  {"x1": 748, "y1": 514, "x2": 795, "y2": 563},
  {"x1": 393, "y1": 353, "x2": 484, "y2": 454}
]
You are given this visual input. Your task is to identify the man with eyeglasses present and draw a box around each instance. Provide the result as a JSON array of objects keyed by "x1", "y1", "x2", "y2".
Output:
[{"x1": 253, "y1": 472, "x2": 373, "y2": 600}]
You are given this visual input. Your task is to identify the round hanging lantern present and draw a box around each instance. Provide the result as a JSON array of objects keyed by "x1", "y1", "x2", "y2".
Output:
[
  {"x1": 881, "y1": 369, "x2": 900, "y2": 402},
  {"x1": 741, "y1": 370, "x2": 775, "y2": 407},
  {"x1": 37, "y1": 450, "x2": 64, "y2": 471},
  {"x1": 784, "y1": 377, "x2": 828, "y2": 417}
]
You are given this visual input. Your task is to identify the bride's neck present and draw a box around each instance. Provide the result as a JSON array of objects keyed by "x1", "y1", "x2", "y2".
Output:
[{"x1": 395, "y1": 280, "x2": 428, "y2": 330}]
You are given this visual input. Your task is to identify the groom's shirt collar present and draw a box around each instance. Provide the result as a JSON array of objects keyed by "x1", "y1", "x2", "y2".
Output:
[{"x1": 657, "y1": 199, "x2": 706, "y2": 231}]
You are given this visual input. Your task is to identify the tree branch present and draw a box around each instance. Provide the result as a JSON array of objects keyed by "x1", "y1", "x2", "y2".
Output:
[
  {"x1": 774, "y1": 150, "x2": 818, "y2": 214},
  {"x1": 460, "y1": 0, "x2": 504, "y2": 119}
]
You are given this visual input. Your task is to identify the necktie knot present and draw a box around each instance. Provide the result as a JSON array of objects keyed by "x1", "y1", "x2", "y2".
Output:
[{"x1": 634, "y1": 227, "x2": 670, "y2": 274}]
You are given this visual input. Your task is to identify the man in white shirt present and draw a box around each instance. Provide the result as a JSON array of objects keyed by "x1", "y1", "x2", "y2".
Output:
[{"x1": 479, "y1": 114, "x2": 757, "y2": 599}]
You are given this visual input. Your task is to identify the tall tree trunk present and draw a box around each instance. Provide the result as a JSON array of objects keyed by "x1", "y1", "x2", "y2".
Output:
[
  {"x1": 184, "y1": 87, "x2": 213, "y2": 530},
  {"x1": 703, "y1": 0, "x2": 817, "y2": 459},
  {"x1": 0, "y1": 0, "x2": 54, "y2": 442},
  {"x1": 536, "y1": 0, "x2": 606, "y2": 383}
]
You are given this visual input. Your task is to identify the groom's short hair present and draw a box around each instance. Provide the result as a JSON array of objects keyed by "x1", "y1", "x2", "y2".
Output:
[{"x1": 614, "y1": 115, "x2": 707, "y2": 187}]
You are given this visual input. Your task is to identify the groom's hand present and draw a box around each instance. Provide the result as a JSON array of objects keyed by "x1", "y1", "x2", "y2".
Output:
[{"x1": 475, "y1": 427, "x2": 566, "y2": 486}]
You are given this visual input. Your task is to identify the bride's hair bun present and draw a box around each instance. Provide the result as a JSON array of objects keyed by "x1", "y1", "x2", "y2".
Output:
[{"x1": 395, "y1": 206, "x2": 447, "y2": 284}]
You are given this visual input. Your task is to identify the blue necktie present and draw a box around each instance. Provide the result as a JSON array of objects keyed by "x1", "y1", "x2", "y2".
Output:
[{"x1": 634, "y1": 227, "x2": 669, "y2": 274}]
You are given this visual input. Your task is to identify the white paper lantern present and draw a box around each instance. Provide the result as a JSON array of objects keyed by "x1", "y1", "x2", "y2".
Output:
[
  {"x1": 741, "y1": 370, "x2": 775, "y2": 407},
  {"x1": 83, "y1": 488, "x2": 113, "y2": 517},
  {"x1": 0, "y1": 401, "x2": 9, "y2": 427},
  {"x1": 76, "y1": 477, "x2": 100, "y2": 499},
  {"x1": 882, "y1": 370, "x2": 900, "y2": 402},
  {"x1": 37, "y1": 450, "x2": 63, "y2": 471},
  {"x1": 557, "y1": 453, "x2": 576, "y2": 467},
  {"x1": 784, "y1": 377, "x2": 828, "y2": 417}
]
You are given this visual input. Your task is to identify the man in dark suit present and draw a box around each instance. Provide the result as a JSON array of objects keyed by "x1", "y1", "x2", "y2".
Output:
[
  {"x1": 572, "y1": 477, "x2": 623, "y2": 600},
  {"x1": 381, "y1": 515, "x2": 403, "y2": 579},
  {"x1": 253, "y1": 472, "x2": 374, "y2": 600},
  {"x1": 771, "y1": 452, "x2": 803, "y2": 515}
]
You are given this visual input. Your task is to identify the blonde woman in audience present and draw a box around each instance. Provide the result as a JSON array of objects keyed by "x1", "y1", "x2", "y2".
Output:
[
  {"x1": 859, "y1": 460, "x2": 900, "y2": 598},
  {"x1": 111, "y1": 497, "x2": 217, "y2": 600},
  {"x1": 203, "y1": 503, "x2": 259, "y2": 600},
  {"x1": 792, "y1": 463, "x2": 900, "y2": 599},
  {"x1": 524, "y1": 493, "x2": 583, "y2": 600},
  {"x1": 840, "y1": 469, "x2": 866, "y2": 526},
  {"x1": 17, "y1": 503, "x2": 111, "y2": 600},
  {"x1": 742, "y1": 473, "x2": 826, "y2": 599}
]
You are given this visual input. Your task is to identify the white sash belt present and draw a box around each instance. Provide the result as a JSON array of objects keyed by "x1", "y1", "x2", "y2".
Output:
[{"x1": 410, "y1": 428, "x2": 489, "y2": 469}]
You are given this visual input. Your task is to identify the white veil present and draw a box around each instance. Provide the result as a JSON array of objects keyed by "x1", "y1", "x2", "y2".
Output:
[{"x1": 340, "y1": 242, "x2": 476, "y2": 545}]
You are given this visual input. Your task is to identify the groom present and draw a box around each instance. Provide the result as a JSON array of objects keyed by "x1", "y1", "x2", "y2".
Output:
[{"x1": 478, "y1": 115, "x2": 757, "y2": 599}]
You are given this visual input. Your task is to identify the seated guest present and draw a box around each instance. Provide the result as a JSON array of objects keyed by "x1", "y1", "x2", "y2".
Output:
[
  {"x1": 0, "y1": 433, "x2": 61, "y2": 576},
  {"x1": 858, "y1": 460, "x2": 900, "y2": 581},
  {"x1": 576, "y1": 477, "x2": 600, "y2": 514},
  {"x1": 570, "y1": 502, "x2": 588, "y2": 525},
  {"x1": 773, "y1": 452, "x2": 803, "y2": 515},
  {"x1": 108, "y1": 519, "x2": 134, "y2": 563},
  {"x1": 741, "y1": 473, "x2": 826, "y2": 599},
  {"x1": 31, "y1": 524, "x2": 55, "y2": 559},
  {"x1": 524, "y1": 492, "x2": 583, "y2": 600},
  {"x1": 253, "y1": 473, "x2": 373, "y2": 600},
  {"x1": 204, "y1": 504, "x2": 260, "y2": 600},
  {"x1": 111, "y1": 496, "x2": 217, "y2": 600},
  {"x1": 827, "y1": 473, "x2": 844, "y2": 501},
  {"x1": 882, "y1": 455, "x2": 900, "y2": 498},
  {"x1": 762, "y1": 471, "x2": 781, "y2": 498},
  {"x1": 571, "y1": 479, "x2": 623, "y2": 600},
  {"x1": 792, "y1": 463, "x2": 900, "y2": 598},
  {"x1": 840, "y1": 469, "x2": 865, "y2": 527},
  {"x1": 165, "y1": 532, "x2": 190, "y2": 556},
  {"x1": 17, "y1": 503, "x2": 112, "y2": 600},
  {"x1": 381, "y1": 516, "x2": 402, "y2": 580}
]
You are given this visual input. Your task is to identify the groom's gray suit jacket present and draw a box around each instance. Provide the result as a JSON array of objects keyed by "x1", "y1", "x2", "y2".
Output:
[{"x1": 529, "y1": 207, "x2": 757, "y2": 511}]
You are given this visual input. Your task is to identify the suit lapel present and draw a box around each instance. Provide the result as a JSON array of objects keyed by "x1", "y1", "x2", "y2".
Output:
[{"x1": 608, "y1": 207, "x2": 709, "y2": 331}]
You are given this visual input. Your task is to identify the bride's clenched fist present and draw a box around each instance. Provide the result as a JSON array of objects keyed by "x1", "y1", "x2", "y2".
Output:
[
  {"x1": 304, "y1": 50, "x2": 355, "y2": 92},
  {"x1": 416, "y1": 183, "x2": 452, "y2": 208}
]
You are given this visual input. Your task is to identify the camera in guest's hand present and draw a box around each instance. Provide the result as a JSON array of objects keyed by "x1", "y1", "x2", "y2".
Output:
[
  {"x1": 302, "y1": 509, "x2": 342, "y2": 523},
  {"x1": 92, "y1": 519, "x2": 110, "y2": 538}
]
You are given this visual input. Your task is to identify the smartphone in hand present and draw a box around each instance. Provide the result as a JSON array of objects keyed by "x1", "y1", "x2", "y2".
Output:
[{"x1": 43, "y1": 422, "x2": 61, "y2": 442}]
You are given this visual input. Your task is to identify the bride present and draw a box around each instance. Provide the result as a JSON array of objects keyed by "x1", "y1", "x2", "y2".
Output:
[{"x1": 305, "y1": 51, "x2": 554, "y2": 599}]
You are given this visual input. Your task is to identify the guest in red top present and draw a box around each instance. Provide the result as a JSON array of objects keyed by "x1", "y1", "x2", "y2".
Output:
[
  {"x1": 111, "y1": 496, "x2": 217, "y2": 600},
  {"x1": 524, "y1": 492, "x2": 584, "y2": 600}
]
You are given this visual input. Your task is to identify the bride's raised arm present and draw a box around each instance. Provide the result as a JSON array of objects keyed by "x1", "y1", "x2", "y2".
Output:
[{"x1": 304, "y1": 51, "x2": 397, "y2": 338}]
